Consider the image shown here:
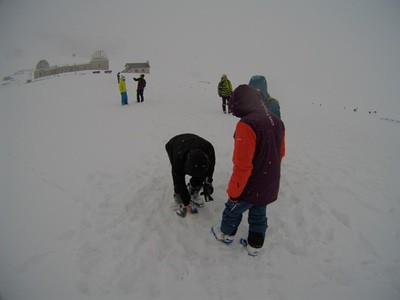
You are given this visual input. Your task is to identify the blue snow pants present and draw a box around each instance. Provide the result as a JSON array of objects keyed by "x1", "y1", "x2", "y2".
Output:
[
  {"x1": 121, "y1": 92, "x2": 128, "y2": 105},
  {"x1": 220, "y1": 200, "x2": 268, "y2": 248}
]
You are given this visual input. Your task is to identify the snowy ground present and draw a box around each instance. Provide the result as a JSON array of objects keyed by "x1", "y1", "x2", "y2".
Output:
[
  {"x1": 0, "y1": 69, "x2": 399, "y2": 300},
  {"x1": 1, "y1": 0, "x2": 400, "y2": 299}
]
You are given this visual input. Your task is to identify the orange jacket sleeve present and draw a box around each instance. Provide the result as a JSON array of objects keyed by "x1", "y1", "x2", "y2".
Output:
[
  {"x1": 227, "y1": 121, "x2": 256, "y2": 199},
  {"x1": 280, "y1": 129, "x2": 286, "y2": 159}
]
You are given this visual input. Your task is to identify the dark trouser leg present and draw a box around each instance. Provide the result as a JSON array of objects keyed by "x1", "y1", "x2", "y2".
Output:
[
  {"x1": 227, "y1": 97, "x2": 231, "y2": 113},
  {"x1": 247, "y1": 205, "x2": 268, "y2": 248},
  {"x1": 138, "y1": 90, "x2": 144, "y2": 102},
  {"x1": 222, "y1": 97, "x2": 227, "y2": 113},
  {"x1": 222, "y1": 97, "x2": 230, "y2": 113},
  {"x1": 220, "y1": 200, "x2": 253, "y2": 236}
]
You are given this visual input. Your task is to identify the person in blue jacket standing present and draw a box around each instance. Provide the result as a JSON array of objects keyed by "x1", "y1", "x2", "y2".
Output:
[{"x1": 249, "y1": 75, "x2": 281, "y2": 119}]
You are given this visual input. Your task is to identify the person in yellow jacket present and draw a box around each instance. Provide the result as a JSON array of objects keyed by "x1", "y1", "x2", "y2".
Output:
[
  {"x1": 118, "y1": 75, "x2": 128, "y2": 105},
  {"x1": 218, "y1": 74, "x2": 233, "y2": 113}
]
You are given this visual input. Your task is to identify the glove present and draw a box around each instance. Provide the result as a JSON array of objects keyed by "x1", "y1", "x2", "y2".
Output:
[
  {"x1": 201, "y1": 182, "x2": 214, "y2": 202},
  {"x1": 203, "y1": 182, "x2": 214, "y2": 195}
]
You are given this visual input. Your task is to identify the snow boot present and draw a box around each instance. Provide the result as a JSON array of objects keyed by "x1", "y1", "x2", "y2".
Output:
[
  {"x1": 211, "y1": 226, "x2": 234, "y2": 245},
  {"x1": 240, "y1": 238, "x2": 262, "y2": 257},
  {"x1": 188, "y1": 183, "x2": 204, "y2": 208},
  {"x1": 176, "y1": 204, "x2": 198, "y2": 217},
  {"x1": 176, "y1": 204, "x2": 187, "y2": 217},
  {"x1": 172, "y1": 193, "x2": 183, "y2": 211}
]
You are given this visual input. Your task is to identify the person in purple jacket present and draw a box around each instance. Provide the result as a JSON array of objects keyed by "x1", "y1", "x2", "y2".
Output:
[{"x1": 212, "y1": 84, "x2": 286, "y2": 256}]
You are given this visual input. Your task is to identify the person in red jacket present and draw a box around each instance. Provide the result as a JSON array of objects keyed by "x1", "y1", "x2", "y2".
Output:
[{"x1": 212, "y1": 84, "x2": 285, "y2": 256}]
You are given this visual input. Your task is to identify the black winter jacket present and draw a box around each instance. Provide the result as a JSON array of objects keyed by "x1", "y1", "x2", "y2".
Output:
[{"x1": 165, "y1": 134, "x2": 215, "y2": 205}]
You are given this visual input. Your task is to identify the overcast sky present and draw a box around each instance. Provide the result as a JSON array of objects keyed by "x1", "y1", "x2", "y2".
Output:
[{"x1": 1, "y1": 0, "x2": 399, "y2": 115}]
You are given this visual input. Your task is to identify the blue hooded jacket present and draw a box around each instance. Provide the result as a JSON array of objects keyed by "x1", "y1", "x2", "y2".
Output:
[{"x1": 249, "y1": 75, "x2": 281, "y2": 119}]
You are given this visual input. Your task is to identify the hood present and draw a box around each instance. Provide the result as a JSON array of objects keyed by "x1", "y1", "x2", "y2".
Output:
[
  {"x1": 184, "y1": 149, "x2": 210, "y2": 177},
  {"x1": 248, "y1": 75, "x2": 270, "y2": 99},
  {"x1": 230, "y1": 84, "x2": 264, "y2": 117}
]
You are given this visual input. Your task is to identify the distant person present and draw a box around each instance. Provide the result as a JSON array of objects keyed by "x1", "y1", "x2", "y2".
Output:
[
  {"x1": 218, "y1": 74, "x2": 233, "y2": 114},
  {"x1": 118, "y1": 75, "x2": 128, "y2": 105},
  {"x1": 165, "y1": 134, "x2": 215, "y2": 217},
  {"x1": 133, "y1": 74, "x2": 146, "y2": 102},
  {"x1": 249, "y1": 75, "x2": 281, "y2": 119},
  {"x1": 212, "y1": 85, "x2": 286, "y2": 256}
]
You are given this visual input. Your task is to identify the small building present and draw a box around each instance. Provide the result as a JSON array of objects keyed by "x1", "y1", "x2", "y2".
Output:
[{"x1": 122, "y1": 61, "x2": 150, "y2": 74}]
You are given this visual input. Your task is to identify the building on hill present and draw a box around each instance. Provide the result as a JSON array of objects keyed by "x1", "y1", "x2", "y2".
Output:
[
  {"x1": 89, "y1": 50, "x2": 109, "y2": 70},
  {"x1": 122, "y1": 61, "x2": 150, "y2": 74},
  {"x1": 33, "y1": 51, "x2": 109, "y2": 79}
]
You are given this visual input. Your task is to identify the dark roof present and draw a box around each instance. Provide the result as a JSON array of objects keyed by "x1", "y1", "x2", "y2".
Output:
[{"x1": 125, "y1": 62, "x2": 150, "y2": 68}]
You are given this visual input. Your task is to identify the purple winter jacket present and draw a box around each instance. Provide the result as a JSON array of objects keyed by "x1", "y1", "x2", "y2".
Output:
[{"x1": 229, "y1": 84, "x2": 285, "y2": 206}]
